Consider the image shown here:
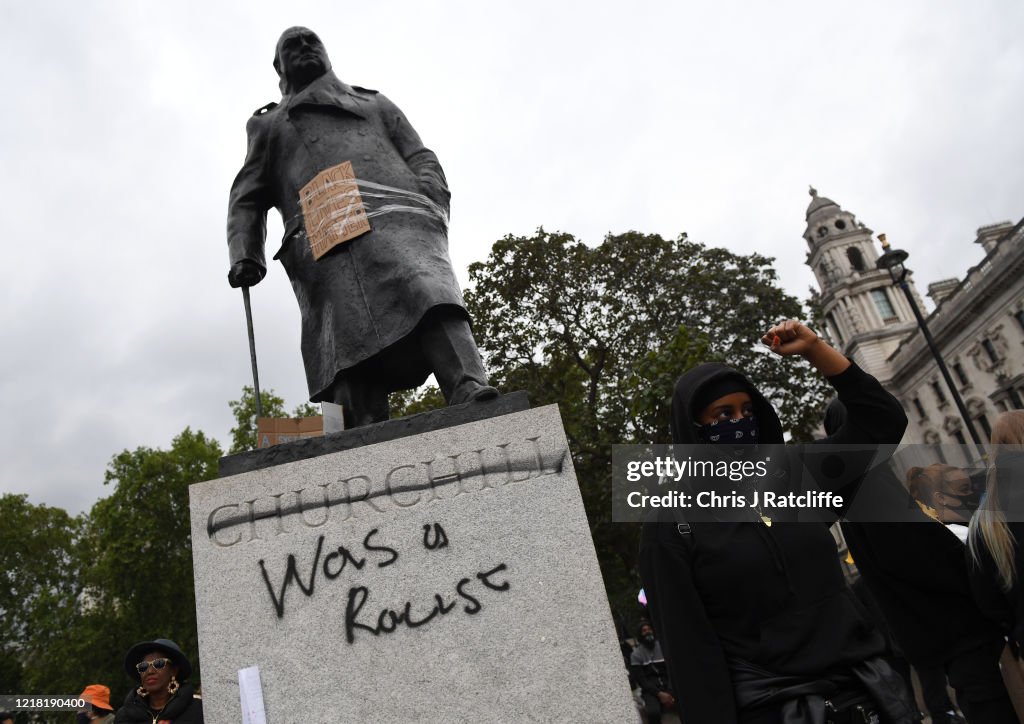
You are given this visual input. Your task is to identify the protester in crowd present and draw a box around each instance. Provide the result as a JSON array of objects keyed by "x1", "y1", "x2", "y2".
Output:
[
  {"x1": 907, "y1": 464, "x2": 979, "y2": 542},
  {"x1": 0, "y1": 711, "x2": 13, "y2": 724},
  {"x1": 630, "y1": 620, "x2": 674, "y2": 724},
  {"x1": 640, "y1": 319, "x2": 916, "y2": 723},
  {"x1": 114, "y1": 638, "x2": 203, "y2": 724},
  {"x1": 829, "y1": 400, "x2": 1009, "y2": 724},
  {"x1": 905, "y1": 466, "x2": 938, "y2": 516},
  {"x1": 968, "y1": 410, "x2": 1024, "y2": 652},
  {"x1": 847, "y1": 576, "x2": 920, "y2": 711},
  {"x1": 78, "y1": 684, "x2": 115, "y2": 723}
]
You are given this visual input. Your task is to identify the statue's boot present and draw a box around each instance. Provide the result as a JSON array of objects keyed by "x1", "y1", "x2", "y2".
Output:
[
  {"x1": 420, "y1": 311, "x2": 499, "y2": 406},
  {"x1": 449, "y1": 381, "x2": 500, "y2": 406}
]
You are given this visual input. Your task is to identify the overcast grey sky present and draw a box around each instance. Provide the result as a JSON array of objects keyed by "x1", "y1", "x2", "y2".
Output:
[{"x1": 2, "y1": 1, "x2": 1022, "y2": 514}]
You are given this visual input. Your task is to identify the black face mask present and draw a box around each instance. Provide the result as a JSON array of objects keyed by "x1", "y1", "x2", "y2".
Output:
[
  {"x1": 699, "y1": 415, "x2": 758, "y2": 445},
  {"x1": 76, "y1": 713, "x2": 91, "y2": 724},
  {"x1": 641, "y1": 633, "x2": 656, "y2": 646},
  {"x1": 941, "y1": 488, "x2": 982, "y2": 512}
]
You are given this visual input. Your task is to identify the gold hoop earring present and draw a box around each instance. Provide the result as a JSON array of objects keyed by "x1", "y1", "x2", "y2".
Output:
[
  {"x1": 168, "y1": 676, "x2": 180, "y2": 695},
  {"x1": 136, "y1": 685, "x2": 148, "y2": 698}
]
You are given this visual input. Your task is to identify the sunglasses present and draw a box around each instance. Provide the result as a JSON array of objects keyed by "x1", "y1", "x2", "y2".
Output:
[{"x1": 135, "y1": 658, "x2": 173, "y2": 674}]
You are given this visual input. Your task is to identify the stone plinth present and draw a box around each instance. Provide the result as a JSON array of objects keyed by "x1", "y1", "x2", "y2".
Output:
[
  {"x1": 218, "y1": 391, "x2": 530, "y2": 477},
  {"x1": 190, "y1": 404, "x2": 635, "y2": 723}
]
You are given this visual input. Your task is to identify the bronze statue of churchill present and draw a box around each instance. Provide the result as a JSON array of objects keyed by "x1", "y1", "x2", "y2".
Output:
[{"x1": 227, "y1": 27, "x2": 496, "y2": 428}]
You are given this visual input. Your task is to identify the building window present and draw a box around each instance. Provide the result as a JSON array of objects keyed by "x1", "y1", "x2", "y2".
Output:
[
  {"x1": 982, "y1": 338, "x2": 1000, "y2": 364},
  {"x1": 952, "y1": 430, "x2": 966, "y2": 445},
  {"x1": 996, "y1": 400, "x2": 1008, "y2": 413},
  {"x1": 871, "y1": 289, "x2": 898, "y2": 322},
  {"x1": 953, "y1": 362, "x2": 969, "y2": 386},
  {"x1": 1015, "y1": 309, "x2": 1024, "y2": 332},
  {"x1": 912, "y1": 397, "x2": 926, "y2": 418},
  {"x1": 847, "y1": 247, "x2": 866, "y2": 272},
  {"x1": 826, "y1": 313, "x2": 844, "y2": 345},
  {"x1": 977, "y1": 414, "x2": 992, "y2": 441},
  {"x1": 1010, "y1": 388, "x2": 1024, "y2": 410},
  {"x1": 931, "y1": 381, "x2": 947, "y2": 405}
]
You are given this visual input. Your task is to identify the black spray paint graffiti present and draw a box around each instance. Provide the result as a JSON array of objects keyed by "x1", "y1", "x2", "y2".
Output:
[
  {"x1": 258, "y1": 527, "x2": 398, "y2": 618},
  {"x1": 422, "y1": 522, "x2": 448, "y2": 549},
  {"x1": 345, "y1": 563, "x2": 509, "y2": 643},
  {"x1": 258, "y1": 522, "x2": 510, "y2": 643}
]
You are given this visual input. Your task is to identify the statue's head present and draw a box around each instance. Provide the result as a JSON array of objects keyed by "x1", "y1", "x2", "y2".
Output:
[{"x1": 274, "y1": 26, "x2": 331, "y2": 95}]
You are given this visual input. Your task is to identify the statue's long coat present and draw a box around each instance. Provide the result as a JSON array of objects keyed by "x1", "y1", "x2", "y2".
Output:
[{"x1": 227, "y1": 71, "x2": 465, "y2": 401}]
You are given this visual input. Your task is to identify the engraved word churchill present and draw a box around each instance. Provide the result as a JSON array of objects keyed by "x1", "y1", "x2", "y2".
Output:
[
  {"x1": 258, "y1": 521, "x2": 512, "y2": 644},
  {"x1": 205, "y1": 436, "x2": 567, "y2": 547}
]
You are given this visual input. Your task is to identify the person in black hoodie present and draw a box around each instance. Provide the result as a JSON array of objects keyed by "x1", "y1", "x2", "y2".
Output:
[
  {"x1": 114, "y1": 638, "x2": 203, "y2": 724},
  {"x1": 829, "y1": 399, "x2": 1014, "y2": 724},
  {"x1": 639, "y1": 319, "x2": 915, "y2": 724}
]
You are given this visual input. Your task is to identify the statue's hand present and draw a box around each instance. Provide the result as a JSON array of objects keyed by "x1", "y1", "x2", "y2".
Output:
[{"x1": 228, "y1": 260, "x2": 264, "y2": 288}]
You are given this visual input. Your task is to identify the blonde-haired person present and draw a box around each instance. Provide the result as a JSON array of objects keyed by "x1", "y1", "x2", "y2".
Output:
[{"x1": 968, "y1": 410, "x2": 1024, "y2": 651}]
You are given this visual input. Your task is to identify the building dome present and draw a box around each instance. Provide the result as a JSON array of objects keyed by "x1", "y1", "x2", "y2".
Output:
[{"x1": 806, "y1": 186, "x2": 840, "y2": 223}]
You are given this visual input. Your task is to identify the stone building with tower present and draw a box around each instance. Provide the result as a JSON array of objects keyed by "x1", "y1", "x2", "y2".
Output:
[{"x1": 802, "y1": 188, "x2": 1024, "y2": 456}]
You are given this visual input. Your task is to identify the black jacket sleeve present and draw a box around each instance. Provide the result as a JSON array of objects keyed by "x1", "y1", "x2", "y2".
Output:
[
  {"x1": 630, "y1": 661, "x2": 664, "y2": 697},
  {"x1": 824, "y1": 362, "x2": 908, "y2": 446},
  {"x1": 639, "y1": 515, "x2": 738, "y2": 724},
  {"x1": 801, "y1": 362, "x2": 908, "y2": 519}
]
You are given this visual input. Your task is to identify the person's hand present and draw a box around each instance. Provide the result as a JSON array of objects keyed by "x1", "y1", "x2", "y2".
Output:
[
  {"x1": 657, "y1": 691, "x2": 675, "y2": 707},
  {"x1": 228, "y1": 260, "x2": 264, "y2": 288},
  {"x1": 762, "y1": 319, "x2": 850, "y2": 376},
  {"x1": 761, "y1": 319, "x2": 819, "y2": 357}
]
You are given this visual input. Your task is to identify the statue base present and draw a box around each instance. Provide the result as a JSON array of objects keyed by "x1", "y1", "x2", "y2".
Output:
[{"x1": 190, "y1": 401, "x2": 636, "y2": 722}]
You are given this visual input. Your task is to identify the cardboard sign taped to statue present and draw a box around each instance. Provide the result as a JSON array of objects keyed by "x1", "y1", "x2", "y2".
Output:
[{"x1": 300, "y1": 160, "x2": 372, "y2": 260}]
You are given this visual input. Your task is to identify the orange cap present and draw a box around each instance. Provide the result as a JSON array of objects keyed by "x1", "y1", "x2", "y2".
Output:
[{"x1": 78, "y1": 684, "x2": 112, "y2": 711}]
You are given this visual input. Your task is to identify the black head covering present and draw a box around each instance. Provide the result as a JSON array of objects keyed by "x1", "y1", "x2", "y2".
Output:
[
  {"x1": 670, "y1": 363, "x2": 784, "y2": 445},
  {"x1": 123, "y1": 638, "x2": 192, "y2": 682}
]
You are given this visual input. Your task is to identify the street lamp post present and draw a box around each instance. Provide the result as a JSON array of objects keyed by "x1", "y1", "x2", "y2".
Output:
[{"x1": 875, "y1": 234, "x2": 986, "y2": 460}]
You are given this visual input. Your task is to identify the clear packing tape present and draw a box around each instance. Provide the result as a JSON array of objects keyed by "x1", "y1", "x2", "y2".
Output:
[
  {"x1": 358, "y1": 178, "x2": 449, "y2": 228},
  {"x1": 295, "y1": 161, "x2": 448, "y2": 260}
]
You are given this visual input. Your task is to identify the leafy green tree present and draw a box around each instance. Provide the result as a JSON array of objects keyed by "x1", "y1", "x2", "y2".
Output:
[
  {"x1": 467, "y1": 229, "x2": 830, "y2": 442},
  {"x1": 389, "y1": 385, "x2": 446, "y2": 418},
  {"x1": 17, "y1": 429, "x2": 224, "y2": 702},
  {"x1": 0, "y1": 494, "x2": 82, "y2": 693},
  {"x1": 464, "y1": 229, "x2": 832, "y2": 616},
  {"x1": 9, "y1": 388, "x2": 326, "y2": 700},
  {"x1": 228, "y1": 386, "x2": 321, "y2": 454}
]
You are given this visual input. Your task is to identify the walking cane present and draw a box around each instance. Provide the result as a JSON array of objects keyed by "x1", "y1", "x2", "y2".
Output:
[{"x1": 241, "y1": 286, "x2": 263, "y2": 419}]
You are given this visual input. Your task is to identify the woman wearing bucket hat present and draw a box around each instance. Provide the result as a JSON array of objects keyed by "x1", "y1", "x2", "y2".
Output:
[{"x1": 114, "y1": 638, "x2": 203, "y2": 723}]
